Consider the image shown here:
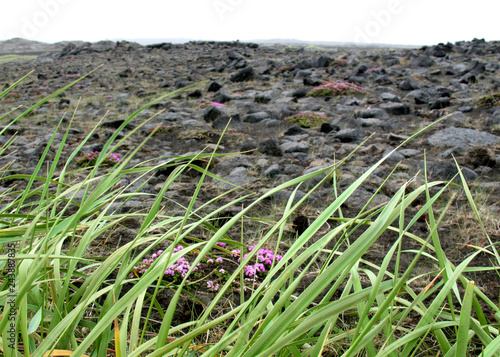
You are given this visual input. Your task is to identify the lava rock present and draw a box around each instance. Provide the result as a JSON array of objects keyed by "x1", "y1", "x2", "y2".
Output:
[
  {"x1": 428, "y1": 127, "x2": 500, "y2": 147},
  {"x1": 464, "y1": 146, "x2": 496, "y2": 168},
  {"x1": 331, "y1": 129, "x2": 368, "y2": 142},
  {"x1": 258, "y1": 139, "x2": 283, "y2": 156},
  {"x1": 230, "y1": 66, "x2": 255, "y2": 82},
  {"x1": 379, "y1": 102, "x2": 410, "y2": 115}
]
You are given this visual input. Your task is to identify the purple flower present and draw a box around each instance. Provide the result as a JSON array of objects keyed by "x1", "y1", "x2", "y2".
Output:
[
  {"x1": 254, "y1": 263, "x2": 265, "y2": 273},
  {"x1": 231, "y1": 249, "x2": 241, "y2": 257},
  {"x1": 244, "y1": 265, "x2": 256, "y2": 277},
  {"x1": 216, "y1": 257, "x2": 223, "y2": 263},
  {"x1": 215, "y1": 242, "x2": 226, "y2": 248},
  {"x1": 207, "y1": 280, "x2": 219, "y2": 291}
]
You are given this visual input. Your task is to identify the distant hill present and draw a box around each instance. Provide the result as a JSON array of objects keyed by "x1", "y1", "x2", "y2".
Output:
[
  {"x1": 0, "y1": 37, "x2": 419, "y2": 56},
  {"x1": 0, "y1": 38, "x2": 83, "y2": 55},
  {"x1": 127, "y1": 37, "x2": 420, "y2": 49}
]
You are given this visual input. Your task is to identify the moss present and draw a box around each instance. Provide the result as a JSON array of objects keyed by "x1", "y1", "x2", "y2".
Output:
[
  {"x1": 0, "y1": 54, "x2": 38, "y2": 64},
  {"x1": 307, "y1": 82, "x2": 366, "y2": 97},
  {"x1": 284, "y1": 112, "x2": 330, "y2": 128},
  {"x1": 475, "y1": 93, "x2": 500, "y2": 109}
]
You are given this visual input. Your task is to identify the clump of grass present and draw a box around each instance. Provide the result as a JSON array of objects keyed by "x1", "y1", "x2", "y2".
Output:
[
  {"x1": 475, "y1": 92, "x2": 500, "y2": 108},
  {"x1": 307, "y1": 81, "x2": 366, "y2": 97},
  {"x1": 283, "y1": 112, "x2": 330, "y2": 128},
  {"x1": 1, "y1": 69, "x2": 499, "y2": 357}
]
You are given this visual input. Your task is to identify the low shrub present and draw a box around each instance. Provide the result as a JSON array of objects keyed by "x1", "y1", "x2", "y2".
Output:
[
  {"x1": 307, "y1": 81, "x2": 366, "y2": 97},
  {"x1": 284, "y1": 112, "x2": 330, "y2": 128},
  {"x1": 475, "y1": 92, "x2": 500, "y2": 108}
]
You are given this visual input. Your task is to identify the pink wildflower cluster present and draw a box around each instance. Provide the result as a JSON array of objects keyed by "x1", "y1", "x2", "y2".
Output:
[
  {"x1": 130, "y1": 242, "x2": 283, "y2": 294},
  {"x1": 130, "y1": 246, "x2": 199, "y2": 279},
  {"x1": 308, "y1": 82, "x2": 366, "y2": 97},
  {"x1": 75, "y1": 151, "x2": 122, "y2": 167},
  {"x1": 237, "y1": 246, "x2": 282, "y2": 278},
  {"x1": 207, "y1": 280, "x2": 220, "y2": 291}
]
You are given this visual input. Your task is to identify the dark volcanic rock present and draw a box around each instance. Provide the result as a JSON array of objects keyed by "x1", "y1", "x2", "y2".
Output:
[
  {"x1": 244, "y1": 112, "x2": 269, "y2": 123},
  {"x1": 426, "y1": 161, "x2": 478, "y2": 182},
  {"x1": 284, "y1": 125, "x2": 306, "y2": 136},
  {"x1": 258, "y1": 139, "x2": 283, "y2": 156},
  {"x1": 399, "y1": 78, "x2": 421, "y2": 91},
  {"x1": 410, "y1": 55, "x2": 435, "y2": 68},
  {"x1": 379, "y1": 102, "x2": 410, "y2": 115},
  {"x1": 331, "y1": 129, "x2": 368, "y2": 142},
  {"x1": 464, "y1": 146, "x2": 497, "y2": 168},
  {"x1": 206, "y1": 81, "x2": 223, "y2": 92},
  {"x1": 230, "y1": 67, "x2": 255, "y2": 82},
  {"x1": 101, "y1": 120, "x2": 135, "y2": 130},
  {"x1": 355, "y1": 108, "x2": 389, "y2": 120},
  {"x1": 320, "y1": 123, "x2": 340, "y2": 133},
  {"x1": 212, "y1": 114, "x2": 241, "y2": 129},
  {"x1": 429, "y1": 97, "x2": 451, "y2": 110},
  {"x1": 428, "y1": 127, "x2": 500, "y2": 147}
]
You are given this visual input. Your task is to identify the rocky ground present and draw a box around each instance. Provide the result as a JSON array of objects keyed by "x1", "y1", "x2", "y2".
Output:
[{"x1": 0, "y1": 37, "x2": 499, "y2": 315}]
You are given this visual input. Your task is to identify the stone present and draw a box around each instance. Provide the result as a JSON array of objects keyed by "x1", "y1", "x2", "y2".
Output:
[
  {"x1": 379, "y1": 102, "x2": 410, "y2": 115},
  {"x1": 430, "y1": 97, "x2": 451, "y2": 110},
  {"x1": 410, "y1": 55, "x2": 435, "y2": 67},
  {"x1": 218, "y1": 167, "x2": 253, "y2": 189},
  {"x1": 203, "y1": 106, "x2": 224, "y2": 122},
  {"x1": 405, "y1": 89, "x2": 429, "y2": 104},
  {"x1": 426, "y1": 161, "x2": 478, "y2": 182},
  {"x1": 244, "y1": 112, "x2": 269, "y2": 123},
  {"x1": 399, "y1": 78, "x2": 421, "y2": 91},
  {"x1": 380, "y1": 92, "x2": 401, "y2": 102},
  {"x1": 331, "y1": 129, "x2": 368, "y2": 143},
  {"x1": 212, "y1": 115, "x2": 241, "y2": 129},
  {"x1": 280, "y1": 141, "x2": 310, "y2": 153},
  {"x1": 383, "y1": 149, "x2": 405, "y2": 163},
  {"x1": 355, "y1": 108, "x2": 389, "y2": 119},
  {"x1": 320, "y1": 123, "x2": 340, "y2": 133},
  {"x1": 230, "y1": 66, "x2": 255, "y2": 82},
  {"x1": 258, "y1": 139, "x2": 283, "y2": 156},
  {"x1": 284, "y1": 125, "x2": 307, "y2": 136},
  {"x1": 212, "y1": 91, "x2": 233, "y2": 104},
  {"x1": 428, "y1": 127, "x2": 500, "y2": 147},
  {"x1": 464, "y1": 146, "x2": 496, "y2": 168},
  {"x1": 174, "y1": 78, "x2": 193, "y2": 89},
  {"x1": 254, "y1": 91, "x2": 275, "y2": 103},
  {"x1": 206, "y1": 81, "x2": 223, "y2": 92},
  {"x1": 263, "y1": 164, "x2": 280, "y2": 177}
]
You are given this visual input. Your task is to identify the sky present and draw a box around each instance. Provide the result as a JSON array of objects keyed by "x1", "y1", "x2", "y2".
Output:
[{"x1": 0, "y1": 0, "x2": 498, "y2": 46}]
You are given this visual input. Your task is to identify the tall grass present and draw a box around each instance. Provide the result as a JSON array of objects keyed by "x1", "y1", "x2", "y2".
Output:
[{"x1": 0, "y1": 70, "x2": 499, "y2": 357}]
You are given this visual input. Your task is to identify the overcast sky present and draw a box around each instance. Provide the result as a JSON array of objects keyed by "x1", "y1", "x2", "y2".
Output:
[{"x1": 1, "y1": 0, "x2": 498, "y2": 46}]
